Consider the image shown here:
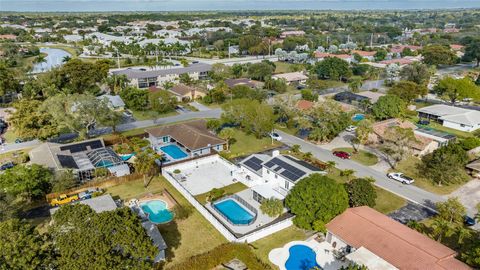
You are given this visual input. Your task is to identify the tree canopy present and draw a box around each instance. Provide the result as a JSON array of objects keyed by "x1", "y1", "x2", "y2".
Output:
[
  {"x1": 421, "y1": 143, "x2": 469, "y2": 186},
  {"x1": 221, "y1": 99, "x2": 275, "y2": 138},
  {"x1": 345, "y1": 178, "x2": 377, "y2": 208},
  {"x1": 50, "y1": 204, "x2": 157, "y2": 270},
  {"x1": 315, "y1": 57, "x2": 352, "y2": 81},
  {"x1": 285, "y1": 174, "x2": 348, "y2": 231},
  {"x1": 388, "y1": 80, "x2": 427, "y2": 103},
  {"x1": 421, "y1": 45, "x2": 457, "y2": 66},
  {"x1": 433, "y1": 77, "x2": 480, "y2": 104},
  {"x1": 371, "y1": 95, "x2": 406, "y2": 120},
  {"x1": 0, "y1": 164, "x2": 52, "y2": 203}
]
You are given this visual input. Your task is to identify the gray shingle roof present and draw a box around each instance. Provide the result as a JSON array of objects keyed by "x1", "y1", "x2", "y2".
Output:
[{"x1": 111, "y1": 63, "x2": 211, "y2": 80}]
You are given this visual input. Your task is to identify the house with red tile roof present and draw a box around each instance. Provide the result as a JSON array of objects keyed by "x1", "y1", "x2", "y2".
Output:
[
  {"x1": 314, "y1": 52, "x2": 352, "y2": 63},
  {"x1": 0, "y1": 34, "x2": 17, "y2": 40},
  {"x1": 326, "y1": 207, "x2": 471, "y2": 270},
  {"x1": 351, "y1": 50, "x2": 376, "y2": 61}
]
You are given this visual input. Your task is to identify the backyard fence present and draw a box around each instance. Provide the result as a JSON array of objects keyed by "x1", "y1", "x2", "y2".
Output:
[
  {"x1": 46, "y1": 172, "x2": 142, "y2": 200},
  {"x1": 161, "y1": 154, "x2": 294, "y2": 243}
]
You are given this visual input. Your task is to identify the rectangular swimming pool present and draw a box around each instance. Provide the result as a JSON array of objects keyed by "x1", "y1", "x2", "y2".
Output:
[
  {"x1": 213, "y1": 199, "x2": 255, "y2": 225},
  {"x1": 159, "y1": 145, "x2": 188, "y2": 160}
]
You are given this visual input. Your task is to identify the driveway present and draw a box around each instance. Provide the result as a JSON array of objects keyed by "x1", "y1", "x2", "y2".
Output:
[
  {"x1": 447, "y1": 178, "x2": 480, "y2": 230},
  {"x1": 388, "y1": 203, "x2": 436, "y2": 224},
  {"x1": 275, "y1": 130, "x2": 444, "y2": 211},
  {"x1": 189, "y1": 101, "x2": 211, "y2": 111}
]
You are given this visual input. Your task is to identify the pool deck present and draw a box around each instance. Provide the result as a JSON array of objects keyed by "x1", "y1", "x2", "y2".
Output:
[
  {"x1": 269, "y1": 239, "x2": 349, "y2": 270},
  {"x1": 205, "y1": 189, "x2": 280, "y2": 235},
  {"x1": 137, "y1": 192, "x2": 177, "y2": 210}
]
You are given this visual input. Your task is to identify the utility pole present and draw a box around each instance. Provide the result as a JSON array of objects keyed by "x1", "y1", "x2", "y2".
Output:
[
  {"x1": 228, "y1": 42, "x2": 231, "y2": 59},
  {"x1": 115, "y1": 47, "x2": 120, "y2": 69},
  {"x1": 370, "y1": 33, "x2": 373, "y2": 47}
]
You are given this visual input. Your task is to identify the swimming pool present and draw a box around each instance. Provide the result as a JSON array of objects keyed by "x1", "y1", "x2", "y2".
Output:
[
  {"x1": 285, "y1": 245, "x2": 320, "y2": 270},
  {"x1": 140, "y1": 200, "x2": 174, "y2": 224},
  {"x1": 159, "y1": 145, "x2": 188, "y2": 160},
  {"x1": 352, "y1": 113, "x2": 365, "y2": 122},
  {"x1": 213, "y1": 199, "x2": 255, "y2": 225}
]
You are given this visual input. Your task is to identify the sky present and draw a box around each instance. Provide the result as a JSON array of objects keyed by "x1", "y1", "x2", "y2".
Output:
[{"x1": 2, "y1": 0, "x2": 480, "y2": 12}]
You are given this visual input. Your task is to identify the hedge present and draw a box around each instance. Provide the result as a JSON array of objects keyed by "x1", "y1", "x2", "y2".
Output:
[{"x1": 166, "y1": 243, "x2": 273, "y2": 270}]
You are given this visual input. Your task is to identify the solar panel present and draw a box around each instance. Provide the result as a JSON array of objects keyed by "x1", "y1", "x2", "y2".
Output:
[
  {"x1": 60, "y1": 140, "x2": 104, "y2": 153},
  {"x1": 263, "y1": 160, "x2": 275, "y2": 168},
  {"x1": 243, "y1": 157, "x2": 263, "y2": 171},
  {"x1": 268, "y1": 157, "x2": 306, "y2": 182},
  {"x1": 57, "y1": 155, "x2": 78, "y2": 169}
]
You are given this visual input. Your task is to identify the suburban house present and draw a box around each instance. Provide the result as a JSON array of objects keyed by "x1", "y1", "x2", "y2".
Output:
[
  {"x1": 168, "y1": 84, "x2": 205, "y2": 101},
  {"x1": 29, "y1": 138, "x2": 131, "y2": 181},
  {"x1": 370, "y1": 118, "x2": 440, "y2": 156},
  {"x1": 98, "y1": 94, "x2": 126, "y2": 111},
  {"x1": 356, "y1": 91, "x2": 386, "y2": 103},
  {"x1": 326, "y1": 206, "x2": 470, "y2": 270},
  {"x1": 333, "y1": 91, "x2": 370, "y2": 105},
  {"x1": 239, "y1": 151, "x2": 325, "y2": 203},
  {"x1": 280, "y1": 30, "x2": 305, "y2": 38},
  {"x1": 224, "y1": 78, "x2": 262, "y2": 89},
  {"x1": 389, "y1": 44, "x2": 422, "y2": 55},
  {"x1": 272, "y1": 72, "x2": 308, "y2": 85},
  {"x1": 314, "y1": 52, "x2": 353, "y2": 63},
  {"x1": 466, "y1": 159, "x2": 480, "y2": 177},
  {"x1": 351, "y1": 50, "x2": 376, "y2": 61},
  {"x1": 145, "y1": 120, "x2": 226, "y2": 161},
  {"x1": 112, "y1": 63, "x2": 212, "y2": 89},
  {"x1": 50, "y1": 194, "x2": 168, "y2": 263},
  {"x1": 417, "y1": 105, "x2": 480, "y2": 132}
]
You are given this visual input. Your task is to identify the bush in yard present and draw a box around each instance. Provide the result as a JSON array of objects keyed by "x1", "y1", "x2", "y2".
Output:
[
  {"x1": 207, "y1": 188, "x2": 225, "y2": 202},
  {"x1": 173, "y1": 169, "x2": 181, "y2": 174},
  {"x1": 285, "y1": 174, "x2": 348, "y2": 231},
  {"x1": 345, "y1": 178, "x2": 377, "y2": 208},
  {"x1": 260, "y1": 198, "x2": 283, "y2": 217}
]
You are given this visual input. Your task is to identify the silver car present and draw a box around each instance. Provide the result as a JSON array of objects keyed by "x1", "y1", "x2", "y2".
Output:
[{"x1": 387, "y1": 172, "x2": 415, "y2": 184}]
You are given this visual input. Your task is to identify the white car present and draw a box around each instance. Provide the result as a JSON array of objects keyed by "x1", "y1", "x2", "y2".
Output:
[
  {"x1": 270, "y1": 132, "x2": 282, "y2": 141},
  {"x1": 387, "y1": 173, "x2": 415, "y2": 184},
  {"x1": 346, "y1": 125, "x2": 357, "y2": 132}
]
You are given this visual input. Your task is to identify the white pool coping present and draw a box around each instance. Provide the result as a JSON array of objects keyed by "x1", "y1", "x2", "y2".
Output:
[{"x1": 269, "y1": 240, "x2": 348, "y2": 270}]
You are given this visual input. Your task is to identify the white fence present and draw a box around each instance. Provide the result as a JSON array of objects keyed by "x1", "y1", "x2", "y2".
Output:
[{"x1": 162, "y1": 155, "x2": 294, "y2": 243}]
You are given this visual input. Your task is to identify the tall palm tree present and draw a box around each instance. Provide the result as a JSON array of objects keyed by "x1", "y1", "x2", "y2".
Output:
[
  {"x1": 218, "y1": 127, "x2": 235, "y2": 151},
  {"x1": 134, "y1": 148, "x2": 161, "y2": 188},
  {"x1": 456, "y1": 226, "x2": 472, "y2": 244},
  {"x1": 431, "y1": 218, "x2": 453, "y2": 242},
  {"x1": 340, "y1": 169, "x2": 356, "y2": 181}
]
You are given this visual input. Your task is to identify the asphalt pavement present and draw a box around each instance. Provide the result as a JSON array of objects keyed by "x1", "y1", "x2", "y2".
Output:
[{"x1": 275, "y1": 130, "x2": 444, "y2": 211}]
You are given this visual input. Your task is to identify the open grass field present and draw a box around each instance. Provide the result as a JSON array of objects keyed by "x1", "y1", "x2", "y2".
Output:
[
  {"x1": 394, "y1": 156, "x2": 465, "y2": 195},
  {"x1": 223, "y1": 130, "x2": 283, "y2": 159},
  {"x1": 373, "y1": 186, "x2": 407, "y2": 214},
  {"x1": 106, "y1": 176, "x2": 227, "y2": 268},
  {"x1": 333, "y1": 147, "x2": 379, "y2": 166},
  {"x1": 131, "y1": 109, "x2": 178, "y2": 121}
]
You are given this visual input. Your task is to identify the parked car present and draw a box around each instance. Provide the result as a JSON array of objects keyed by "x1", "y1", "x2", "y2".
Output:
[
  {"x1": 464, "y1": 216, "x2": 476, "y2": 226},
  {"x1": 270, "y1": 132, "x2": 282, "y2": 141},
  {"x1": 0, "y1": 162, "x2": 14, "y2": 171},
  {"x1": 78, "y1": 187, "x2": 104, "y2": 200},
  {"x1": 345, "y1": 125, "x2": 357, "y2": 132},
  {"x1": 297, "y1": 84, "x2": 306, "y2": 90},
  {"x1": 50, "y1": 194, "x2": 79, "y2": 207},
  {"x1": 387, "y1": 172, "x2": 415, "y2": 184},
  {"x1": 333, "y1": 151, "x2": 351, "y2": 159},
  {"x1": 123, "y1": 110, "x2": 133, "y2": 118},
  {"x1": 417, "y1": 119, "x2": 430, "y2": 125}
]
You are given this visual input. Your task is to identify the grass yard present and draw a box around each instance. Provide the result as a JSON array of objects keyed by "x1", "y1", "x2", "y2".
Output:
[
  {"x1": 106, "y1": 176, "x2": 227, "y2": 267},
  {"x1": 3, "y1": 129, "x2": 18, "y2": 143},
  {"x1": 274, "y1": 124, "x2": 298, "y2": 135},
  {"x1": 406, "y1": 115, "x2": 473, "y2": 139},
  {"x1": 194, "y1": 182, "x2": 248, "y2": 204},
  {"x1": 373, "y1": 187, "x2": 407, "y2": 214},
  {"x1": 251, "y1": 226, "x2": 311, "y2": 267},
  {"x1": 224, "y1": 130, "x2": 283, "y2": 159},
  {"x1": 394, "y1": 156, "x2": 464, "y2": 195},
  {"x1": 131, "y1": 110, "x2": 178, "y2": 121},
  {"x1": 333, "y1": 147, "x2": 379, "y2": 166}
]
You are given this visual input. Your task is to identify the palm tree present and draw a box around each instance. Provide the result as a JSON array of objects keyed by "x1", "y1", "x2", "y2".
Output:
[
  {"x1": 406, "y1": 220, "x2": 423, "y2": 232},
  {"x1": 456, "y1": 226, "x2": 472, "y2": 244},
  {"x1": 431, "y1": 218, "x2": 453, "y2": 242},
  {"x1": 290, "y1": 144, "x2": 301, "y2": 154},
  {"x1": 340, "y1": 169, "x2": 356, "y2": 181},
  {"x1": 62, "y1": 56, "x2": 71, "y2": 63},
  {"x1": 325, "y1": 161, "x2": 337, "y2": 173},
  {"x1": 302, "y1": 151, "x2": 313, "y2": 161},
  {"x1": 134, "y1": 148, "x2": 160, "y2": 188},
  {"x1": 218, "y1": 127, "x2": 235, "y2": 151}
]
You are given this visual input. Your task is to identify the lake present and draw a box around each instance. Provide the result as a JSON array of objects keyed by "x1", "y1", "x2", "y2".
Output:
[
  {"x1": 31, "y1": 47, "x2": 71, "y2": 74},
  {"x1": 2, "y1": 0, "x2": 480, "y2": 12}
]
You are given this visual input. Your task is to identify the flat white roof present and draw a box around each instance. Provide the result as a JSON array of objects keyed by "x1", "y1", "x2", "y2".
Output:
[
  {"x1": 251, "y1": 184, "x2": 286, "y2": 200},
  {"x1": 346, "y1": 246, "x2": 398, "y2": 270},
  {"x1": 417, "y1": 105, "x2": 480, "y2": 126}
]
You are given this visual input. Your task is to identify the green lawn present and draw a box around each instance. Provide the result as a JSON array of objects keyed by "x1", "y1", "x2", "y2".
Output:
[
  {"x1": 274, "y1": 62, "x2": 298, "y2": 74},
  {"x1": 224, "y1": 130, "x2": 283, "y2": 159},
  {"x1": 393, "y1": 156, "x2": 464, "y2": 195},
  {"x1": 194, "y1": 182, "x2": 248, "y2": 204},
  {"x1": 274, "y1": 124, "x2": 298, "y2": 135},
  {"x1": 373, "y1": 187, "x2": 407, "y2": 214},
  {"x1": 131, "y1": 110, "x2": 178, "y2": 121},
  {"x1": 333, "y1": 147, "x2": 379, "y2": 166},
  {"x1": 407, "y1": 115, "x2": 473, "y2": 139},
  {"x1": 106, "y1": 176, "x2": 227, "y2": 267},
  {"x1": 251, "y1": 226, "x2": 311, "y2": 267},
  {"x1": 3, "y1": 129, "x2": 18, "y2": 143}
]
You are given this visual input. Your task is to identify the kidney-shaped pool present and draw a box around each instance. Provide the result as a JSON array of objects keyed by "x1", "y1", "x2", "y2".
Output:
[{"x1": 285, "y1": 244, "x2": 320, "y2": 270}]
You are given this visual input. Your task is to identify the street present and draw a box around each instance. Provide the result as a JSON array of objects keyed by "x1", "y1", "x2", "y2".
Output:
[{"x1": 275, "y1": 130, "x2": 444, "y2": 211}]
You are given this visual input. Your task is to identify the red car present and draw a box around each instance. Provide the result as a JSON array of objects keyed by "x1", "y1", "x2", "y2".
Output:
[{"x1": 333, "y1": 151, "x2": 351, "y2": 159}]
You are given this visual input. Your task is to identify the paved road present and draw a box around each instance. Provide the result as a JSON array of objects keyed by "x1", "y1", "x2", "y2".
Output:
[
  {"x1": 275, "y1": 130, "x2": 444, "y2": 211},
  {"x1": 0, "y1": 109, "x2": 222, "y2": 154}
]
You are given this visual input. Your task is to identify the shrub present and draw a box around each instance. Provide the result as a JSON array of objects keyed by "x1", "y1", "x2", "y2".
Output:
[
  {"x1": 345, "y1": 178, "x2": 377, "y2": 207},
  {"x1": 207, "y1": 188, "x2": 225, "y2": 202},
  {"x1": 459, "y1": 137, "x2": 480, "y2": 151},
  {"x1": 173, "y1": 169, "x2": 181, "y2": 174},
  {"x1": 260, "y1": 198, "x2": 284, "y2": 217}
]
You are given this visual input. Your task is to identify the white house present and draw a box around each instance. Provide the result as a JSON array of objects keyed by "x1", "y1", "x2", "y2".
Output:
[
  {"x1": 417, "y1": 104, "x2": 480, "y2": 132},
  {"x1": 239, "y1": 151, "x2": 325, "y2": 203},
  {"x1": 272, "y1": 72, "x2": 308, "y2": 85}
]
